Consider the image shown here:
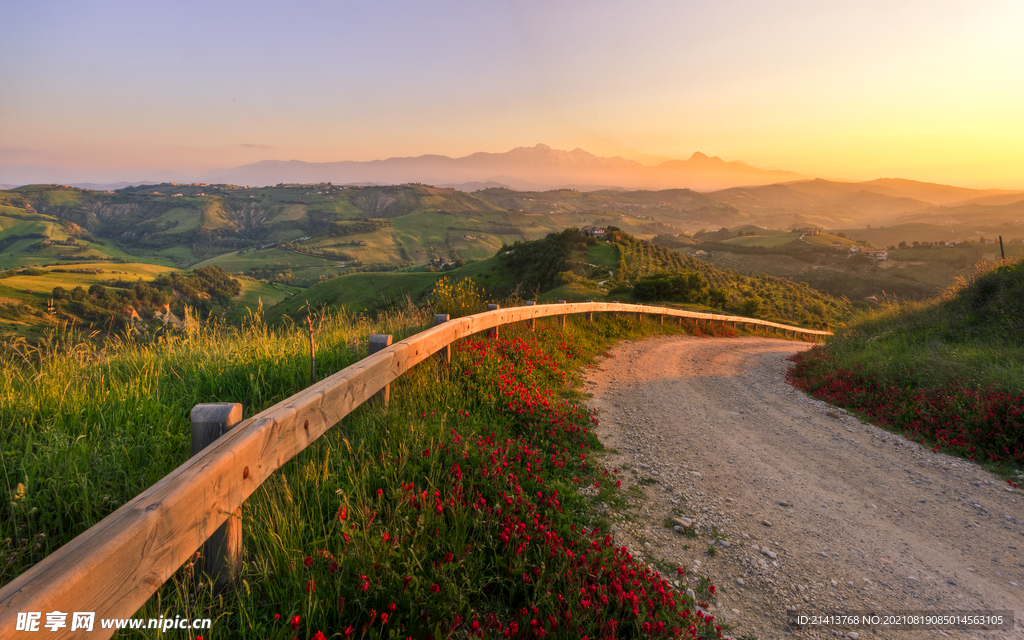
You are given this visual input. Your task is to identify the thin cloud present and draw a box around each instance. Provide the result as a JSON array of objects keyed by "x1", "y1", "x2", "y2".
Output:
[{"x1": 238, "y1": 143, "x2": 272, "y2": 149}]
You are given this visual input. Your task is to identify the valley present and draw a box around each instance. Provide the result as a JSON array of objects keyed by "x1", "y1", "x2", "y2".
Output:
[{"x1": 3, "y1": 177, "x2": 1024, "y2": 339}]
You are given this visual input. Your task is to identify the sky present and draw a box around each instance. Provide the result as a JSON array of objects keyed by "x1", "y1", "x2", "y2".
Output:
[{"x1": 2, "y1": 0, "x2": 1023, "y2": 188}]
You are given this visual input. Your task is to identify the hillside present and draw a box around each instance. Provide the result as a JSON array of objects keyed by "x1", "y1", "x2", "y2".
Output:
[
  {"x1": 692, "y1": 222, "x2": 1024, "y2": 303},
  {"x1": 268, "y1": 228, "x2": 850, "y2": 329},
  {"x1": 788, "y1": 256, "x2": 1024, "y2": 471},
  {"x1": 6, "y1": 179, "x2": 1022, "y2": 337},
  {"x1": 1, "y1": 184, "x2": 684, "y2": 281}
]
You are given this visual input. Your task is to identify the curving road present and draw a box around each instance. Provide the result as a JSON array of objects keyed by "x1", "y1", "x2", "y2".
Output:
[{"x1": 585, "y1": 336, "x2": 1024, "y2": 640}]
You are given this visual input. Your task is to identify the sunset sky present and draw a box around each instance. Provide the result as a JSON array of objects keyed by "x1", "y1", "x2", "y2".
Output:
[{"x1": 2, "y1": 0, "x2": 1023, "y2": 188}]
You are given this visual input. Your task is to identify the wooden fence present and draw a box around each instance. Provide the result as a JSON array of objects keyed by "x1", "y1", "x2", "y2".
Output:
[{"x1": 0, "y1": 302, "x2": 830, "y2": 637}]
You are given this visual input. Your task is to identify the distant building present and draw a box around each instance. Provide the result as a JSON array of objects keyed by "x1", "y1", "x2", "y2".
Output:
[
  {"x1": 831, "y1": 241, "x2": 843, "y2": 249},
  {"x1": 581, "y1": 226, "x2": 606, "y2": 237}
]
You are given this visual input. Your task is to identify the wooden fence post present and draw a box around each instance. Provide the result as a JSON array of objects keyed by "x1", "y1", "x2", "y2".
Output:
[
  {"x1": 659, "y1": 315, "x2": 664, "y2": 325},
  {"x1": 487, "y1": 304, "x2": 500, "y2": 337},
  {"x1": 434, "y1": 314, "x2": 450, "y2": 365},
  {"x1": 585, "y1": 300, "x2": 594, "y2": 322},
  {"x1": 306, "y1": 315, "x2": 316, "y2": 385},
  {"x1": 557, "y1": 300, "x2": 566, "y2": 328},
  {"x1": 368, "y1": 334, "x2": 393, "y2": 406},
  {"x1": 190, "y1": 403, "x2": 244, "y2": 593},
  {"x1": 525, "y1": 301, "x2": 536, "y2": 330},
  {"x1": 612, "y1": 301, "x2": 619, "y2": 320}
]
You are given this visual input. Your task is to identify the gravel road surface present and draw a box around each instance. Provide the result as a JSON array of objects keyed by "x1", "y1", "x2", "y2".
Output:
[{"x1": 584, "y1": 336, "x2": 1024, "y2": 640}]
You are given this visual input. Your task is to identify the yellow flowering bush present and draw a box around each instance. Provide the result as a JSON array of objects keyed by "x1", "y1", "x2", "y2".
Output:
[{"x1": 429, "y1": 276, "x2": 488, "y2": 318}]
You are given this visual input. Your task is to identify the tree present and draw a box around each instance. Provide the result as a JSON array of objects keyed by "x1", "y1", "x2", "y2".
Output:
[{"x1": 740, "y1": 296, "x2": 762, "y2": 317}]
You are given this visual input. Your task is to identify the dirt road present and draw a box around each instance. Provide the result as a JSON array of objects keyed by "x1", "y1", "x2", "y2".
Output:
[{"x1": 584, "y1": 336, "x2": 1023, "y2": 640}]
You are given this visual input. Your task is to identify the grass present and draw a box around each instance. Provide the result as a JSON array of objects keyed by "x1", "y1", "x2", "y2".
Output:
[
  {"x1": 0, "y1": 262, "x2": 178, "y2": 294},
  {"x1": 1, "y1": 305, "x2": 432, "y2": 585},
  {"x1": 722, "y1": 234, "x2": 796, "y2": 248},
  {"x1": 191, "y1": 248, "x2": 342, "y2": 272},
  {"x1": 225, "y1": 280, "x2": 299, "y2": 322},
  {"x1": 266, "y1": 272, "x2": 445, "y2": 322},
  {"x1": 151, "y1": 206, "x2": 203, "y2": 235},
  {"x1": 787, "y1": 256, "x2": 1024, "y2": 473},
  {"x1": 585, "y1": 242, "x2": 618, "y2": 269},
  {"x1": 812, "y1": 258, "x2": 1024, "y2": 391},
  {"x1": 2, "y1": 304, "x2": 730, "y2": 639}
]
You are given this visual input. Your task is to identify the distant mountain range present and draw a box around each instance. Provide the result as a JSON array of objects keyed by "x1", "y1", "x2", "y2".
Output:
[
  {"x1": 2, "y1": 144, "x2": 806, "y2": 192},
  {"x1": 202, "y1": 145, "x2": 805, "y2": 191},
  {"x1": 6, "y1": 145, "x2": 1024, "y2": 202}
]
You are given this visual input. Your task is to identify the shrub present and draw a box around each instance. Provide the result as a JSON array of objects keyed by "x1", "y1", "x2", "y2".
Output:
[{"x1": 429, "y1": 276, "x2": 488, "y2": 318}]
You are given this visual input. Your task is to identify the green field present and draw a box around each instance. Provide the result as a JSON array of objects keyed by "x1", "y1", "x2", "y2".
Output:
[
  {"x1": 800, "y1": 232, "x2": 857, "y2": 248},
  {"x1": 150, "y1": 206, "x2": 202, "y2": 234},
  {"x1": 0, "y1": 283, "x2": 40, "y2": 304},
  {"x1": 225, "y1": 279, "x2": 300, "y2": 322},
  {"x1": 192, "y1": 248, "x2": 344, "y2": 273},
  {"x1": 723, "y1": 233, "x2": 798, "y2": 248},
  {"x1": 0, "y1": 214, "x2": 73, "y2": 239},
  {"x1": 1, "y1": 262, "x2": 178, "y2": 296},
  {"x1": 585, "y1": 241, "x2": 618, "y2": 268},
  {"x1": 392, "y1": 211, "x2": 526, "y2": 263},
  {"x1": 266, "y1": 271, "x2": 446, "y2": 322}
]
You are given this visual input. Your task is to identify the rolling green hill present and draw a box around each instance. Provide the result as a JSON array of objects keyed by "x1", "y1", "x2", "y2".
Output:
[
  {"x1": 267, "y1": 228, "x2": 850, "y2": 329},
  {"x1": 1, "y1": 184, "x2": 569, "y2": 276},
  {"x1": 5, "y1": 182, "x2": 1016, "y2": 336}
]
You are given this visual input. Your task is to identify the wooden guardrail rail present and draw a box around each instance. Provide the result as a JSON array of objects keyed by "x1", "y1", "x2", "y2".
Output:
[{"x1": 0, "y1": 302, "x2": 829, "y2": 637}]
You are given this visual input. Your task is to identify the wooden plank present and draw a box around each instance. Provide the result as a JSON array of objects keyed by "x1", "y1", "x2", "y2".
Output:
[{"x1": 0, "y1": 300, "x2": 830, "y2": 638}]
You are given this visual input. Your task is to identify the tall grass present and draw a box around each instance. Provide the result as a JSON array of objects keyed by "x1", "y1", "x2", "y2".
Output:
[
  {"x1": 820, "y1": 256, "x2": 1024, "y2": 392},
  {"x1": 2, "y1": 303, "x2": 431, "y2": 583}
]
